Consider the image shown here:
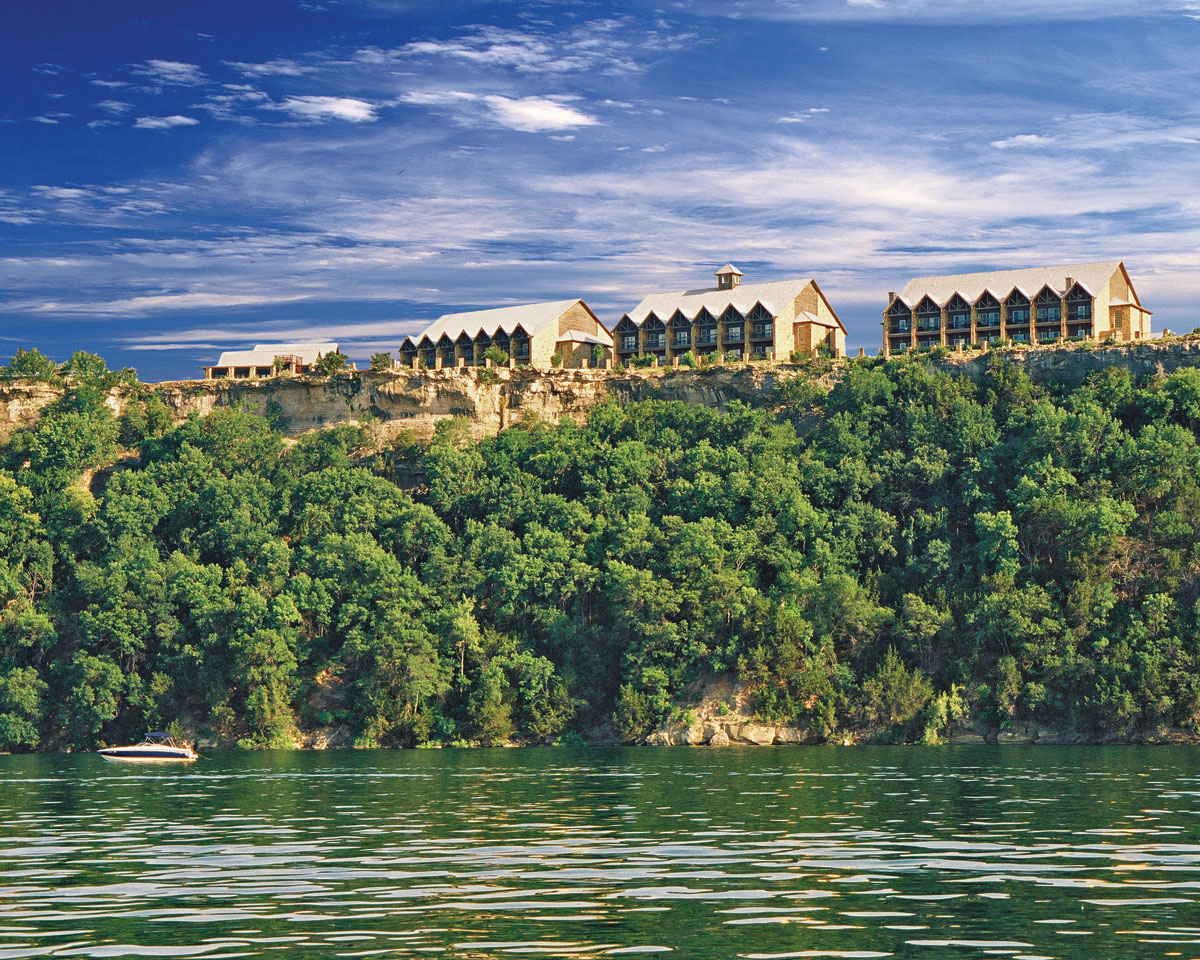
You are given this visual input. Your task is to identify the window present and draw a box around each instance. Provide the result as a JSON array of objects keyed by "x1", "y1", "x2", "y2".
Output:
[
  {"x1": 1009, "y1": 308, "x2": 1029, "y2": 324},
  {"x1": 622, "y1": 335, "x2": 637, "y2": 351},
  {"x1": 698, "y1": 328, "x2": 717, "y2": 344},
  {"x1": 674, "y1": 331, "x2": 690, "y2": 347},
  {"x1": 753, "y1": 323, "x2": 773, "y2": 339},
  {"x1": 897, "y1": 318, "x2": 909, "y2": 333},
  {"x1": 978, "y1": 310, "x2": 999, "y2": 325},
  {"x1": 725, "y1": 325, "x2": 743, "y2": 341},
  {"x1": 1036, "y1": 306, "x2": 1061, "y2": 322},
  {"x1": 648, "y1": 333, "x2": 665, "y2": 349},
  {"x1": 951, "y1": 314, "x2": 969, "y2": 329},
  {"x1": 1075, "y1": 303, "x2": 1091, "y2": 319}
]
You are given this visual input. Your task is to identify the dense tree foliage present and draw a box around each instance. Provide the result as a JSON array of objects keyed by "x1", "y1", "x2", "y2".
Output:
[{"x1": 2, "y1": 350, "x2": 1200, "y2": 751}]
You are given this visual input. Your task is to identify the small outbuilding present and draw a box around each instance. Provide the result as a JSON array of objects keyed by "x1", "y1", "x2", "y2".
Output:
[{"x1": 202, "y1": 342, "x2": 340, "y2": 379}]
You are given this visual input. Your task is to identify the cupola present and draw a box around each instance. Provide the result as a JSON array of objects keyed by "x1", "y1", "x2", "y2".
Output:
[{"x1": 714, "y1": 263, "x2": 743, "y2": 291}]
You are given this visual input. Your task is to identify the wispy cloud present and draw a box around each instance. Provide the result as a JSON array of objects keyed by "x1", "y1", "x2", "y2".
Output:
[
  {"x1": 267, "y1": 96, "x2": 379, "y2": 122},
  {"x1": 94, "y1": 99, "x2": 133, "y2": 114},
  {"x1": 368, "y1": 20, "x2": 647, "y2": 74},
  {"x1": 133, "y1": 115, "x2": 200, "y2": 130},
  {"x1": 401, "y1": 90, "x2": 598, "y2": 131},
  {"x1": 225, "y1": 58, "x2": 315, "y2": 77},
  {"x1": 130, "y1": 59, "x2": 207, "y2": 86}
]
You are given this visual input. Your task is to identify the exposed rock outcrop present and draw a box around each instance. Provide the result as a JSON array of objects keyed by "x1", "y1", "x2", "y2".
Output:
[{"x1": 5, "y1": 339, "x2": 1200, "y2": 444}]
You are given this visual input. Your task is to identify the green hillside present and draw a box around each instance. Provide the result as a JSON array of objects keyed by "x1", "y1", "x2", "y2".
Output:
[{"x1": 3, "y1": 347, "x2": 1200, "y2": 750}]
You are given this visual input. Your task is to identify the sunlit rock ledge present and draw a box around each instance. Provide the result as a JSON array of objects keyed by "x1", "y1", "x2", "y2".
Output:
[{"x1": 3, "y1": 338, "x2": 1200, "y2": 447}]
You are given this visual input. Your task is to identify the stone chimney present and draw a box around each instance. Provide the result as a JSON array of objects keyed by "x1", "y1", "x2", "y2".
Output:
[
  {"x1": 1064, "y1": 275, "x2": 1074, "y2": 292},
  {"x1": 715, "y1": 263, "x2": 743, "y2": 291}
]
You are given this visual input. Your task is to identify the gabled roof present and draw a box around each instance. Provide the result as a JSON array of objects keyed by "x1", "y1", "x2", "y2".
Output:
[
  {"x1": 893, "y1": 261, "x2": 1124, "y2": 310},
  {"x1": 404, "y1": 299, "x2": 600, "y2": 345},
  {"x1": 624, "y1": 277, "x2": 842, "y2": 330},
  {"x1": 557, "y1": 329, "x2": 612, "y2": 346},
  {"x1": 210, "y1": 342, "x2": 338, "y2": 367}
]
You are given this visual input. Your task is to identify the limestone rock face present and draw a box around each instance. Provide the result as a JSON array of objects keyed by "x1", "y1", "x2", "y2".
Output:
[
  {"x1": 774, "y1": 726, "x2": 813, "y2": 744},
  {"x1": 708, "y1": 726, "x2": 731, "y2": 746},
  {"x1": 0, "y1": 382, "x2": 63, "y2": 440},
  {"x1": 731, "y1": 723, "x2": 777, "y2": 745}
]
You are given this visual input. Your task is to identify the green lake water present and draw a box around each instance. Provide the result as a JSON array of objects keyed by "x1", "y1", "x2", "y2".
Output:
[{"x1": 2, "y1": 746, "x2": 1200, "y2": 959}]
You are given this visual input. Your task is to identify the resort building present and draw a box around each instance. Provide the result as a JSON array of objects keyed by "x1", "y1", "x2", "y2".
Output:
[
  {"x1": 202, "y1": 342, "x2": 341, "y2": 380},
  {"x1": 883, "y1": 261, "x2": 1152, "y2": 356},
  {"x1": 399, "y1": 299, "x2": 611, "y2": 369},
  {"x1": 614, "y1": 264, "x2": 845, "y2": 365}
]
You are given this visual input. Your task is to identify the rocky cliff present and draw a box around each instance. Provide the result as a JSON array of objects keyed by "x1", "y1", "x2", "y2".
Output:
[
  {"x1": 3, "y1": 339, "x2": 1200, "y2": 443},
  {"x1": 1, "y1": 365, "x2": 792, "y2": 442}
]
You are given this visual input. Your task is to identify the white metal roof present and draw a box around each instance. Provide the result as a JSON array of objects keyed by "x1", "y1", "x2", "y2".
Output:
[
  {"x1": 796, "y1": 310, "x2": 838, "y2": 329},
  {"x1": 623, "y1": 277, "x2": 821, "y2": 327},
  {"x1": 406, "y1": 299, "x2": 598, "y2": 345},
  {"x1": 210, "y1": 342, "x2": 338, "y2": 367},
  {"x1": 557, "y1": 328, "x2": 613, "y2": 346},
  {"x1": 894, "y1": 261, "x2": 1126, "y2": 309}
]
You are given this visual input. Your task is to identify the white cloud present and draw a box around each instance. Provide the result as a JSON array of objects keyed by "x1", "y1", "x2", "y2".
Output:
[
  {"x1": 375, "y1": 22, "x2": 642, "y2": 75},
  {"x1": 130, "y1": 59, "x2": 207, "y2": 86},
  {"x1": 401, "y1": 90, "x2": 598, "y2": 132},
  {"x1": 482, "y1": 95, "x2": 598, "y2": 132},
  {"x1": 992, "y1": 133, "x2": 1053, "y2": 149},
  {"x1": 28, "y1": 291, "x2": 314, "y2": 315},
  {"x1": 269, "y1": 96, "x2": 378, "y2": 122},
  {"x1": 225, "y1": 58, "x2": 314, "y2": 76},
  {"x1": 95, "y1": 99, "x2": 133, "y2": 114},
  {"x1": 777, "y1": 108, "x2": 831, "y2": 123},
  {"x1": 134, "y1": 115, "x2": 200, "y2": 130}
]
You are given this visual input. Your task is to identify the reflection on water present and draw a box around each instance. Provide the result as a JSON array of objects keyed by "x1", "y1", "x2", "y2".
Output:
[{"x1": 2, "y1": 746, "x2": 1200, "y2": 958}]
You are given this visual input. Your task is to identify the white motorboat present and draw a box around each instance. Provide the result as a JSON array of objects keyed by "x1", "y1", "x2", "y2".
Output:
[{"x1": 99, "y1": 732, "x2": 198, "y2": 763}]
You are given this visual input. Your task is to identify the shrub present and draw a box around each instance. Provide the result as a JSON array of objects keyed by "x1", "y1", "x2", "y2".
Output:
[
  {"x1": 1, "y1": 348, "x2": 61, "y2": 384},
  {"x1": 483, "y1": 345, "x2": 509, "y2": 365},
  {"x1": 314, "y1": 352, "x2": 348, "y2": 376},
  {"x1": 370, "y1": 352, "x2": 393, "y2": 372},
  {"x1": 550, "y1": 351, "x2": 564, "y2": 368}
]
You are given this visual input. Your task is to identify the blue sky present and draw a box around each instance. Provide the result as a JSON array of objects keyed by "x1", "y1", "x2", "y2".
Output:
[{"x1": 3, "y1": 0, "x2": 1200, "y2": 381}]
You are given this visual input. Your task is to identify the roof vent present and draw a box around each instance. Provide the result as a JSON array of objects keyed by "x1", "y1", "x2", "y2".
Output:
[{"x1": 715, "y1": 263, "x2": 743, "y2": 291}]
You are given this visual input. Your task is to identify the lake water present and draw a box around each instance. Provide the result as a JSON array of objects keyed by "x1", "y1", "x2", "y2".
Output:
[{"x1": 2, "y1": 746, "x2": 1200, "y2": 959}]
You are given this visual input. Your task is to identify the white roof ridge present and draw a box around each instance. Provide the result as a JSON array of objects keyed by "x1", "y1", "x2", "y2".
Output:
[{"x1": 894, "y1": 261, "x2": 1125, "y2": 308}]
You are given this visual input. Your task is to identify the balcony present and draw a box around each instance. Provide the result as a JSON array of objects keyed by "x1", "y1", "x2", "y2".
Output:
[{"x1": 750, "y1": 324, "x2": 774, "y2": 341}]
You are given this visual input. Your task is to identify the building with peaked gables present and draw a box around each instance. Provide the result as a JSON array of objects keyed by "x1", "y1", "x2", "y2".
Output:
[
  {"x1": 614, "y1": 263, "x2": 846, "y2": 365},
  {"x1": 202, "y1": 342, "x2": 340, "y2": 379},
  {"x1": 883, "y1": 261, "x2": 1152, "y2": 356},
  {"x1": 399, "y1": 299, "x2": 611, "y2": 369}
]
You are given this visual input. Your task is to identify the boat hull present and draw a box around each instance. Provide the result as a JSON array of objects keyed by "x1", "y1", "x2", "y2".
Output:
[{"x1": 99, "y1": 748, "x2": 197, "y2": 762}]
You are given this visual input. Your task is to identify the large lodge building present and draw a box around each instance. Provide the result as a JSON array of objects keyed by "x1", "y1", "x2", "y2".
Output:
[
  {"x1": 883, "y1": 261, "x2": 1152, "y2": 357},
  {"x1": 198, "y1": 260, "x2": 1155, "y2": 379},
  {"x1": 398, "y1": 299, "x2": 612, "y2": 370},
  {"x1": 614, "y1": 264, "x2": 846, "y2": 364}
]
